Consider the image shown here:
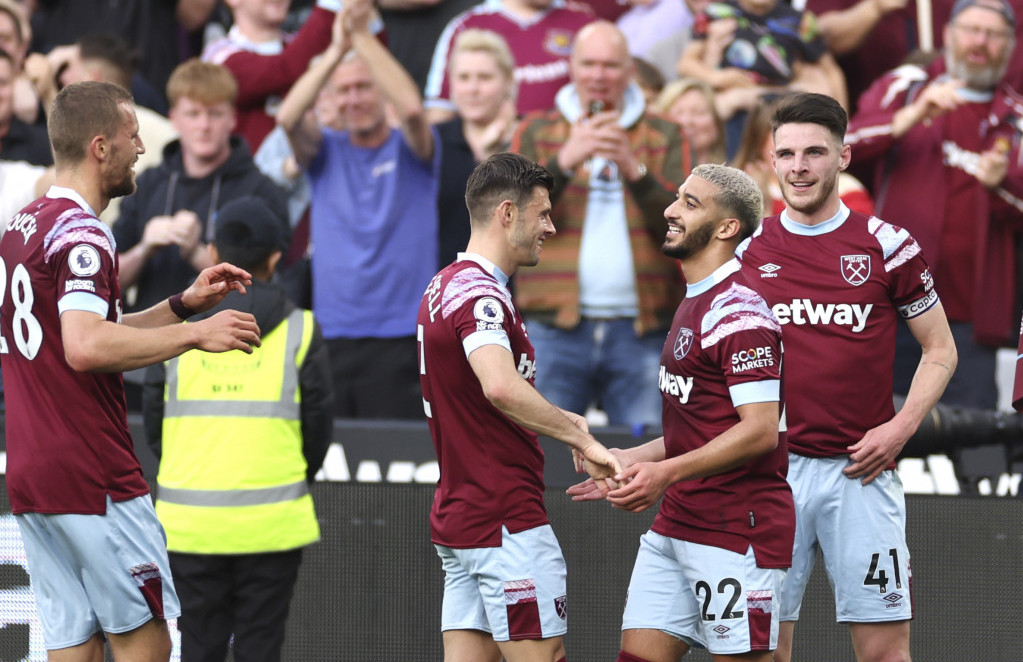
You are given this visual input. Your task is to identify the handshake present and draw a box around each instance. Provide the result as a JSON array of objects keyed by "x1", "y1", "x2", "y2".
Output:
[{"x1": 568, "y1": 443, "x2": 674, "y2": 513}]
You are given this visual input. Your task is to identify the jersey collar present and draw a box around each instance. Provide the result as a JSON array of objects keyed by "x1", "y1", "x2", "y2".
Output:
[
  {"x1": 457, "y1": 252, "x2": 510, "y2": 287},
  {"x1": 46, "y1": 185, "x2": 98, "y2": 218},
  {"x1": 780, "y1": 202, "x2": 850, "y2": 236},
  {"x1": 227, "y1": 25, "x2": 283, "y2": 55},
  {"x1": 686, "y1": 257, "x2": 741, "y2": 298}
]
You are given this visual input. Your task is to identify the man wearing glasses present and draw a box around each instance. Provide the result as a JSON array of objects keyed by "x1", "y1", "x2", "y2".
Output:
[{"x1": 848, "y1": 0, "x2": 1023, "y2": 412}]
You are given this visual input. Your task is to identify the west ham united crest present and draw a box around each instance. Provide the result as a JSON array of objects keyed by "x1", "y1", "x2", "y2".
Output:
[
  {"x1": 554, "y1": 595, "x2": 567, "y2": 620},
  {"x1": 673, "y1": 328, "x2": 694, "y2": 360},
  {"x1": 841, "y1": 254, "x2": 870, "y2": 286}
]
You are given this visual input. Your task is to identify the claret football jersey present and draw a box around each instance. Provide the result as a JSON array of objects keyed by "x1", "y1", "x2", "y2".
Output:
[
  {"x1": 0, "y1": 187, "x2": 148, "y2": 515},
  {"x1": 418, "y1": 254, "x2": 548, "y2": 548},
  {"x1": 651, "y1": 259, "x2": 794, "y2": 569},
  {"x1": 736, "y1": 205, "x2": 937, "y2": 459}
]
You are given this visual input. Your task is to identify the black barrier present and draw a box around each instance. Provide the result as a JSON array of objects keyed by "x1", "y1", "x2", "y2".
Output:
[
  {"x1": 1, "y1": 413, "x2": 1022, "y2": 494},
  {"x1": 0, "y1": 482, "x2": 1020, "y2": 661}
]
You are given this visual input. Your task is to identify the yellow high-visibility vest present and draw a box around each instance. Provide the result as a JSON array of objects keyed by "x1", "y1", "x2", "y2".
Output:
[{"x1": 156, "y1": 308, "x2": 320, "y2": 554}]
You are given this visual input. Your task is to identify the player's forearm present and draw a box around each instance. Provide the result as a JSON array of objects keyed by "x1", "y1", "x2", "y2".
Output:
[
  {"x1": 894, "y1": 342, "x2": 957, "y2": 439},
  {"x1": 667, "y1": 408, "x2": 779, "y2": 482},
  {"x1": 62, "y1": 310, "x2": 200, "y2": 373},
  {"x1": 623, "y1": 437, "x2": 667, "y2": 464},
  {"x1": 896, "y1": 304, "x2": 958, "y2": 439},
  {"x1": 486, "y1": 376, "x2": 598, "y2": 451},
  {"x1": 122, "y1": 298, "x2": 187, "y2": 329}
]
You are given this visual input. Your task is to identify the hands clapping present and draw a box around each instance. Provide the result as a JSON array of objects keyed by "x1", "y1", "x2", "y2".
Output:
[{"x1": 557, "y1": 110, "x2": 644, "y2": 181}]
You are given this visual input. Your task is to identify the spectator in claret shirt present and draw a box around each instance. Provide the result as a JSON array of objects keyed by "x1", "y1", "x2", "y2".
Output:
[
  {"x1": 202, "y1": 0, "x2": 369, "y2": 153},
  {"x1": 424, "y1": 0, "x2": 596, "y2": 123}
]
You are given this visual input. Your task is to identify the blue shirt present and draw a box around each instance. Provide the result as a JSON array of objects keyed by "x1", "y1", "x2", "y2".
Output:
[{"x1": 308, "y1": 127, "x2": 440, "y2": 338}]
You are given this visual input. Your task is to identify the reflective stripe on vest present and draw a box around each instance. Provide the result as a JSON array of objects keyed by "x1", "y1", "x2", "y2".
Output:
[
  {"x1": 163, "y1": 308, "x2": 305, "y2": 420},
  {"x1": 157, "y1": 480, "x2": 309, "y2": 507}
]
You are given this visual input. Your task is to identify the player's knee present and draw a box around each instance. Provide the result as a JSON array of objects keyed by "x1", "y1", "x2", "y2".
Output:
[{"x1": 617, "y1": 651, "x2": 655, "y2": 662}]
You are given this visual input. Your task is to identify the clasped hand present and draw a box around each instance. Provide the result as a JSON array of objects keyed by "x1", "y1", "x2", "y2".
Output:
[{"x1": 568, "y1": 449, "x2": 672, "y2": 513}]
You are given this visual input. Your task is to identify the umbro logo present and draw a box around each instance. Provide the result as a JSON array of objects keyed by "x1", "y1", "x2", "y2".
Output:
[
  {"x1": 882, "y1": 592, "x2": 904, "y2": 609},
  {"x1": 759, "y1": 263, "x2": 781, "y2": 278}
]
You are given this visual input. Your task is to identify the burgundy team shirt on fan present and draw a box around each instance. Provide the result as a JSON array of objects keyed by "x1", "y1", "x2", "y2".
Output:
[
  {"x1": 418, "y1": 254, "x2": 548, "y2": 548},
  {"x1": 651, "y1": 259, "x2": 794, "y2": 569},
  {"x1": 424, "y1": 0, "x2": 595, "y2": 116},
  {"x1": 736, "y1": 205, "x2": 938, "y2": 459},
  {"x1": 0, "y1": 187, "x2": 149, "y2": 515}
]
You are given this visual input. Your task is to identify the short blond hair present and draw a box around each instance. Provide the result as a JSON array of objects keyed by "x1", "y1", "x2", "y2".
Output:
[
  {"x1": 166, "y1": 58, "x2": 238, "y2": 108},
  {"x1": 449, "y1": 29, "x2": 515, "y2": 81}
]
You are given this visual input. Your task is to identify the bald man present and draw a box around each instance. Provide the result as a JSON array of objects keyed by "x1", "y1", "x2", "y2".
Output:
[{"x1": 511, "y1": 20, "x2": 692, "y2": 430}]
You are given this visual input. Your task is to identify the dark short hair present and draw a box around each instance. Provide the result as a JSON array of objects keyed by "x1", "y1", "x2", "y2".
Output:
[
  {"x1": 771, "y1": 92, "x2": 847, "y2": 145},
  {"x1": 464, "y1": 152, "x2": 553, "y2": 225},
  {"x1": 77, "y1": 33, "x2": 141, "y2": 86},
  {"x1": 49, "y1": 81, "x2": 134, "y2": 165}
]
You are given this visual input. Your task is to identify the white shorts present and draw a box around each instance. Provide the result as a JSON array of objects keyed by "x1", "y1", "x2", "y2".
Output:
[
  {"x1": 781, "y1": 454, "x2": 913, "y2": 623},
  {"x1": 435, "y1": 524, "x2": 568, "y2": 642},
  {"x1": 16, "y1": 495, "x2": 181, "y2": 650},
  {"x1": 621, "y1": 530, "x2": 785, "y2": 655}
]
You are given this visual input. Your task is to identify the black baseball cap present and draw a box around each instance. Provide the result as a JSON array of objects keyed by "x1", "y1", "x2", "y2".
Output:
[{"x1": 213, "y1": 197, "x2": 286, "y2": 251}]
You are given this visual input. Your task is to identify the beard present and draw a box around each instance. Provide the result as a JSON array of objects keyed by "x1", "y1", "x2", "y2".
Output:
[
  {"x1": 946, "y1": 49, "x2": 1010, "y2": 91},
  {"x1": 662, "y1": 220, "x2": 716, "y2": 260},
  {"x1": 780, "y1": 170, "x2": 839, "y2": 218},
  {"x1": 107, "y1": 169, "x2": 136, "y2": 199}
]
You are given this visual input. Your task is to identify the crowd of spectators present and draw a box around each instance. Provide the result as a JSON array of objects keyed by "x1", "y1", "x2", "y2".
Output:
[{"x1": 0, "y1": 0, "x2": 1020, "y2": 418}]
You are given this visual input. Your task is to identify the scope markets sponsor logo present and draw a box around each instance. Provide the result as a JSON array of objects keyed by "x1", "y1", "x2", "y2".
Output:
[
  {"x1": 772, "y1": 299, "x2": 873, "y2": 333},
  {"x1": 731, "y1": 346, "x2": 775, "y2": 372}
]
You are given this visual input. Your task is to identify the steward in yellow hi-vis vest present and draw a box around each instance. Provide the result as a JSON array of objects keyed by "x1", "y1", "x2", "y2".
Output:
[
  {"x1": 142, "y1": 197, "x2": 333, "y2": 661},
  {"x1": 157, "y1": 304, "x2": 319, "y2": 553}
]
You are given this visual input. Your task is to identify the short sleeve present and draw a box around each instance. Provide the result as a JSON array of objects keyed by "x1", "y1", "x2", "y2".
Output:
[
  {"x1": 50, "y1": 227, "x2": 118, "y2": 319},
  {"x1": 437, "y1": 267, "x2": 517, "y2": 357},
  {"x1": 702, "y1": 283, "x2": 782, "y2": 406},
  {"x1": 868, "y1": 218, "x2": 939, "y2": 319}
]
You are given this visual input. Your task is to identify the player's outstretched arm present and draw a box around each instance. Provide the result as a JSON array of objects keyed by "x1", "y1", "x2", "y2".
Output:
[
  {"x1": 845, "y1": 302, "x2": 957, "y2": 484},
  {"x1": 123, "y1": 263, "x2": 253, "y2": 330},
  {"x1": 606, "y1": 400, "x2": 780, "y2": 512},
  {"x1": 61, "y1": 308, "x2": 260, "y2": 374},
  {"x1": 468, "y1": 344, "x2": 623, "y2": 490}
]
